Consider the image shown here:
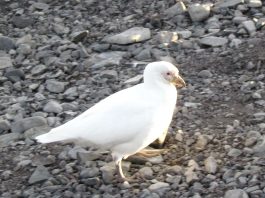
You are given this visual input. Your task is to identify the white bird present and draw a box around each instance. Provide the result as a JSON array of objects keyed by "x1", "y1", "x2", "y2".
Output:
[{"x1": 36, "y1": 61, "x2": 186, "y2": 181}]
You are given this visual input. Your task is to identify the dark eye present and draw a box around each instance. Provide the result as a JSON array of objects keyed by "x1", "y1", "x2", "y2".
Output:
[{"x1": 166, "y1": 72, "x2": 170, "y2": 76}]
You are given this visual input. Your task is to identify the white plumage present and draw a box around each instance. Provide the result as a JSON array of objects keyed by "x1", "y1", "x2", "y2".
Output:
[{"x1": 36, "y1": 61, "x2": 185, "y2": 180}]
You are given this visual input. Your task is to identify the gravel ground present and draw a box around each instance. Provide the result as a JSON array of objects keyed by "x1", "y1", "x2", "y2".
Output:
[{"x1": 0, "y1": 0, "x2": 265, "y2": 197}]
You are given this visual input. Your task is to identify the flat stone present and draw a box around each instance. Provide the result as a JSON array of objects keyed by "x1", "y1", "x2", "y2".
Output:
[
  {"x1": 85, "y1": 51, "x2": 126, "y2": 68},
  {"x1": 233, "y1": 16, "x2": 248, "y2": 24},
  {"x1": 149, "y1": 182, "x2": 170, "y2": 191},
  {"x1": 224, "y1": 189, "x2": 249, "y2": 198},
  {"x1": 215, "y1": 0, "x2": 244, "y2": 8},
  {"x1": 0, "y1": 56, "x2": 13, "y2": 69},
  {"x1": 198, "y1": 70, "x2": 213, "y2": 78},
  {"x1": 103, "y1": 27, "x2": 151, "y2": 45},
  {"x1": 32, "y1": 2, "x2": 49, "y2": 10},
  {"x1": 0, "y1": 36, "x2": 16, "y2": 51},
  {"x1": 28, "y1": 165, "x2": 52, "y2": 184},
  {"x1": 165, "y1": 1, "x2": 187, "y2": 18},
  {"x1": 5, "y1": 68, "x2": 25, "y2": 82},
  {"x1": 80, "y1": 167, "x2": 100, "y2": 178},
  {"x1": 0, "y1": 133, "x2": 21, "y2": 148},
  {"x1": 31, "y1": 65, "x2": 47, "y2": 75},
  {"x1": 77, "y1": 150, "x2": 101, "y2": 163},
  {"x1": 188, "y1": 4, "x2": 211, "y2": 22},
  {"x1": 24, "y1": 125, "x2": 51, "y2": 139},
  {"x1": 228, "y1": 148, "x2": 242, "y2": 157},
  {"x1": 43, "y1": 100, "x2": 63, "y2": 114},
  {"x1": 11, "y1": 116, "x2": 47, "y2": 133},
  {"x1": 200, "y1": 36, "x2": 228, "y2": 47},
  {"x1": 248, "y1": 0, "x2": 262, "y2": 8},
  {"x1": 46, "y1": 80, "x2": 65, "y2": 93},
  {"x1": 176, "y1": 30, "x2": 192, "y2": 39},
  {"x1": 242, "y1": 20, "x2": 256, "y2": 35},
  {"x1": 204, "y1": 156, "x2": 217, "y2": 174},
  {"x1": 12, "y1": 16, "x2": 33, "y2": 28},
  {"x1": 100, "y1": 70, "x2": 118, "y2": 79},
  {"x1": 124, "y1": 74, "x2": 143, "y2": 84}
]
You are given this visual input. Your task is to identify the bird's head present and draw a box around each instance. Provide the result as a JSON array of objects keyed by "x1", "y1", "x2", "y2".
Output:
[{"x1": 144, "y1": 61, "x2": 186, "y2": 88}]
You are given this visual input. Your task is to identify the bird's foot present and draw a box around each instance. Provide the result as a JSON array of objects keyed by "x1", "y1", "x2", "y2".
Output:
[
  {"x1": 116, "y1": 174, "x2": 138, "y2": 183},
  {"x1": 135, "y1": 148, "x2": 168, "y2": 158}
]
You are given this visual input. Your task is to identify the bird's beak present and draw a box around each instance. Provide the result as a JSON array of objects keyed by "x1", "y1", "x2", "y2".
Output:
[{"x1": 172, "y1": 75, "x2": 186, "y2": 88}]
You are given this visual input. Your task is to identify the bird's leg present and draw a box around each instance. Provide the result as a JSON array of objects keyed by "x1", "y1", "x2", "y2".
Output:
[{"x1": 116, "y1": 160, "x2": 125, "y2": 179}]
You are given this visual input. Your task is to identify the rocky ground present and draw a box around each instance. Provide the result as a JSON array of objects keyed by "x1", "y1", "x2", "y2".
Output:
[{"x1": 0, "y1": 0, "x2": 265, "y2": 197}]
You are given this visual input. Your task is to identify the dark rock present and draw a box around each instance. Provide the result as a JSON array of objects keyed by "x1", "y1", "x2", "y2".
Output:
[
  {"x1": 0, "y1": 36, "x2": 16, "y2": 51},
  {"x1": 12, "y1": 16, "x2": 33, "y2": 28},
  {"x1": 5, "y1": 68, "x2": 25, "y2": 82}
]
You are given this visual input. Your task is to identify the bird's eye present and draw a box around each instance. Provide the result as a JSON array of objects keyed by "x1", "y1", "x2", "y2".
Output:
[{"x1": 166, "y1": 72, "x2": 171, "y2": 76}]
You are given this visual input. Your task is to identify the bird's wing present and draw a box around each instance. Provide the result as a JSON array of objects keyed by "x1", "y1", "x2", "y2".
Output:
[{"x1": 36, "y1": 84, "x2": 162, "y2": 148}]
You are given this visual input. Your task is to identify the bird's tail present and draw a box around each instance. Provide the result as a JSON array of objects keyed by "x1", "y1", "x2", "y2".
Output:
[{"x1": 35, "y1": 127, "x2": 70, "y2": 143}]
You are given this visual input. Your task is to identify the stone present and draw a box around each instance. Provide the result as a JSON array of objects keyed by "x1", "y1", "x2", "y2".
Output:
[
  {"x1": 43, "y1": 101, "x2": 63, "y2": 114},
  {"x1": 77, "y1": 150, "x2": 101, "y2": 163},
  {"x1": 71, "y1": 30, "x2": 89, "y2": 43},
  {"x1": 0, "y1": 56, "x2": 13, "y2": 69},
  {"x1": 17, "y1": 44, "x2": 31, "y2": 55},
  {"x1": 204, "y1": 156, "x2": 217, "y2": 174},
  {"x1": 242, "y1": 20, "x2": 256, "y2": 35},
  {"x1": 215, "y1": 0, "x2": 244, "y2": 8},
  {"x1": 227, "y1": 148, "x2": 242, "y2": 157},
  {"x1": 5, "y1": 68, "x2": 25, "y2": 82},
  {"x1": 139, "y1": 167, "x2": 153, "y2": 179},
  {"x1": 185, "y1": 170, "x2": 199, "y2": 183},
  {"x1": 31, "y1": 65, "x2": 47, "y2": 75},
  {"x1": 233, "y1": 17, "x2": 248, "y2": 24},
  {"x1": 85, "y1": 51, "x2": 126, "y2": 68},
  {"x1": 135, "y1": 48, "x2": 152, "y2": 61},
  {"x1": 12, "y1": 16, "x2": 33, "y2": 28},
  {"x1": 149, "y1": 182, "x2": 170, "y2": 191},
  {"x1": 0, "y1": 120, "x2": 11, "y2": 133},
  {"x1": 198, "y1": 70, "x2": 213, "y2": 78},
  {"x1": 0, "y1": 36, "x2": 16, "y2": 51},
  {"x1": 68, "y1": 146, "x2": 88, "y2": 160},
  {"x1": 80, "y1": 167, "x2": 99, "y2": 178},
  {"x1": 188, "y1": 4, "x2": 211, "y2": 22},
  {"x1": 224, "y1": 189, "x2": 249, "y2": 198},
  {"x1": 176, "y1": 30, "x2": 192, "y2": 39},
  {"x1": 103, "y1": 27, "x2": 151, "y2": 45},
  {"x1": 100, "y1": 70, "x2": 118, "y2": 79},
  {"x1": 165, "y1": 1, "x2": 187, "y2": 18},
  {"x1": 0, "y1": 133, "x2": 21, "y2": 148},
  {"x1": 24, "y1": 126, "x2": 51, "y2": 139},
  {"x1": 46, "y1": 80, "x2": 65, "y2": 93},
  {"x1": 11, "y1": 116, "x2": 47, "y2": 133},
  {"x1": 248, "y1": 0, "x2": 262, "y2": 8},
  {"x1": 157, "y1": 31, "x2": 178, "y2": 45},
  {"x1": 28, "y1": 165, "x2": 52, "y2": 184},
  {"x1": 200, "y1": 36, "x2": 228, "y2": 47},
  {"x1": 100, "y1": 163, "x2": 116, "y2": 184},
  {"x1": 124, "y1": 74, "x2": 143, "y2": 84},
  {"x1": 195, "y1": 135, "x2": 208, "y2": 150},
  {"x1": 32, "y1": 2, "x2": 49, "y2": 10}
]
